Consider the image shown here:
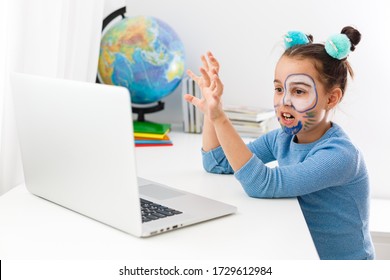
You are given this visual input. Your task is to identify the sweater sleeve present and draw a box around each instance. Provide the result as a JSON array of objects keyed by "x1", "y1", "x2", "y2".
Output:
[
  {"x1": 234, "y1": 138, "x2": 365, "y2": 198},
  {"x1": 202, "y1": 146, "x2": 234, "y2": 174},
  {"x1": 201, "y1": 130, "x2": 279, "y2": 174}
]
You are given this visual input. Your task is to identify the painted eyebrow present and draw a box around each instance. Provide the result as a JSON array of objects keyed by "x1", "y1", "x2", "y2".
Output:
[
  {"x1": 289, "y1": 81, "x2": 312, "y2": 88},
  {"x1": 274, "y1": 79, "x2": 312, "y2": 88}
]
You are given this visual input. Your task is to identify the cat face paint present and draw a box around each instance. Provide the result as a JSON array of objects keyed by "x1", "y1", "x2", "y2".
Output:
[
  {"x1": 274, "y1": 74, "x2": 319, "y2": 135},
  {"x1": 279, "y1": 74, "x2": 318, "y2": 112}
]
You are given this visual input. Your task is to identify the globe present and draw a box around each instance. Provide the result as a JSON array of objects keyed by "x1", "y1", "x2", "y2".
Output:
[{"x1": 98, "y1": 15, "x2": 185, "y2": 104}]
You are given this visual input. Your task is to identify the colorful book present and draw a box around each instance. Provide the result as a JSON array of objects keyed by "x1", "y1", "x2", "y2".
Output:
[
  {"x1": 135, "y1": 140, "x2": 172, "y2": 144},
  {"x1": 135, "y1": 143, "x2": 173, "y2": 147},
  {"x1": 133, "y1": 132, "x2": 168, "y2": 139},
  {"x1": 133, "y1": 121, "x2": 171, "y2": 134},
  {"x1": 135, "y1": 135, "x2": 170, "y2": 141},
  {"x1": 133, "y1": 121, "x2": 172, "y2": 146},
  {"x1": 134, "y1": 135, "x2": 172, "y2": 145}
]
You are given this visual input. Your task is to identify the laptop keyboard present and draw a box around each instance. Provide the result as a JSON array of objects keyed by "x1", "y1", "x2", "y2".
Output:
[{"x1": 140, "y1": 198, "x2": 183, "y2": 223}]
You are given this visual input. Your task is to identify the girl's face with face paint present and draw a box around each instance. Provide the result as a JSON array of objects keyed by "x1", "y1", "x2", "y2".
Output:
[{"x1": 274, "y1": 56, "x2": 334, "y2": 143}]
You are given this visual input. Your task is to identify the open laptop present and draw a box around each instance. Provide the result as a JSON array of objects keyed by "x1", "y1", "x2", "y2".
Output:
[{"x1": 10, "y1": 72, "x2": 236, "y2": 237}]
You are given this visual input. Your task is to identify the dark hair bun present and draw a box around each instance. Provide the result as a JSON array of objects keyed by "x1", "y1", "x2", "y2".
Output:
[{"x1": 341, "y1": 26, "x2": 361, "y2": 51}]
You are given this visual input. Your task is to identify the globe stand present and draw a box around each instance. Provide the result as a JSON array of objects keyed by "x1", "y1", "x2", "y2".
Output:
[
  {"x1": 96, "y1": 7, "x2": 126, "y2": 84},
  {"x1": 101, "y1": 7, "x2": 126, "y2": 31},
  {"x1": 132, "y1": 101, "x2": 165, "y2": 122}
]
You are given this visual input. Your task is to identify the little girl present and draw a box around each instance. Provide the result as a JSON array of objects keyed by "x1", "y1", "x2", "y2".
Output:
[{"x1": 184, "y1": 26, "x2": 375, "y2": 260}]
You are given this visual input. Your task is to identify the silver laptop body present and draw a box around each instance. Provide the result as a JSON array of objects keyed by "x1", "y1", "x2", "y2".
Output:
[{"x1": 11, "y1": 72, "x2": 236, "y2": 237}]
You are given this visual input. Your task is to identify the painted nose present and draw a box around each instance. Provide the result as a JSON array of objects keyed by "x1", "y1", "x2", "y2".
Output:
[{"x1": 283, "y1": 92, "x2": 292, "y2": 106}]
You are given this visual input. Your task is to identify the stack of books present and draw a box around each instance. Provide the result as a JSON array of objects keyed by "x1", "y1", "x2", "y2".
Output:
[
  {"x1": 223, "y1": 105, "x2": 276, "y2": 138},
  {"x1": 181, "y1": 77, "x2": 203, "y2": 133},
  {"x1": 133, "y1": 121, "x2": 173, "y2": 147}
]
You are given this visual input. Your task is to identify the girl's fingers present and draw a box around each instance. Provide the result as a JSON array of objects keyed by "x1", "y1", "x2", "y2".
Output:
[
  {"x1": 209, "y1": 79, "x2": 216, "y2": 91},
  {"x1": 201, "y1": 55, "x2": 209, "y2": 72},
  {"x1": 186, "y1": 69, "x2": 199, "y2": 82},
  {"x1": 212, "y1": 74, "x2": 223, "y2": 97},
  {"x1": 199, "y1": 67, "x2": 211, "y2": 86},
  {"x1": 207, "y1": 51, "x2": 220, "y2": 72},
  {"x1": 184, "y1": 93, "x2": 202, "y2": 108}
]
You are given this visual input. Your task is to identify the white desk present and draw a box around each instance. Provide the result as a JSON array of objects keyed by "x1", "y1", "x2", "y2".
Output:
[
  {"x1": 0, "y1": 131, "x2": 318, "y2": 259},
  {"x1": 370, "y1": 199, "x2": 390, "y2": 259}
]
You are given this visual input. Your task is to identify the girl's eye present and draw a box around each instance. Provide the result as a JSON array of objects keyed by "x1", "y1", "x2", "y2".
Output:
[
  {"x1": 293, "y1": 88, "x2": 306, "y2": 95},
  {"x1": 274, "y1": 87, "x2": 283, "y2": 94}
]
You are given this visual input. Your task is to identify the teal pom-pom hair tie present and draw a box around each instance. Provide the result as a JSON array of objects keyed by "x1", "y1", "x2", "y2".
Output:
[
  {"x1": 325, "y1": 34, "x2": 351, "y2": 60},
  {"x1": 284, "y1": 31, "x2": 310, "y2": 49}
]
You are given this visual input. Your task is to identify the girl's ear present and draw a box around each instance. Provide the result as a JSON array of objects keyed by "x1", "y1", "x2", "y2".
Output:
[{"x1": 327, "y1": 87, "x2": 343, "y2": 110}]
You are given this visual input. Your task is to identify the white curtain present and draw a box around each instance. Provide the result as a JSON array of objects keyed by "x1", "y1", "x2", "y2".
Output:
[{"x1": 0, "y1": 0, "x2": 105, "y2": 195}]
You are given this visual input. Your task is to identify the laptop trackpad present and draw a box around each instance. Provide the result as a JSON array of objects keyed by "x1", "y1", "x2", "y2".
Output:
[{"x1": 140, "y1": 184, "x2": 185, "y2": 200}]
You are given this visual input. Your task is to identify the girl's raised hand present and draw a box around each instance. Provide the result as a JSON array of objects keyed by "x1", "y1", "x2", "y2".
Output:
[
  {"x1": 187, "y1": 51, "x2": 220, "y2": 90},
  {"x1": 184, "y1": 52, "x2": 225, "y2": 123}
]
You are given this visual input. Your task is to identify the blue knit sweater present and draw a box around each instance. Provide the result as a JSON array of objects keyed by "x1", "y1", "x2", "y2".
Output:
[{"x1": 202, "y1": 123, "x2": 375, "y2": 260}]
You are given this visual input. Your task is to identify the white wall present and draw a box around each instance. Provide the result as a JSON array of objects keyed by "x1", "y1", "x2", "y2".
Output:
[{"x1": 118, "y1": 0, "x2": 389, "y2": 198}]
